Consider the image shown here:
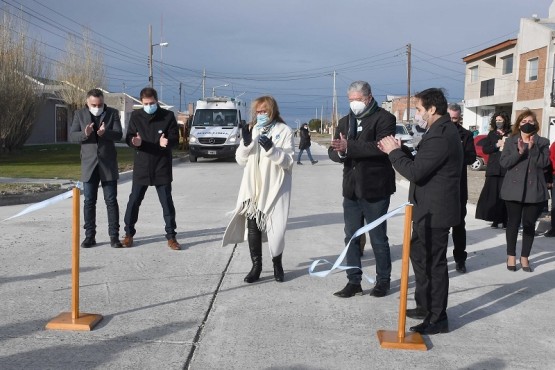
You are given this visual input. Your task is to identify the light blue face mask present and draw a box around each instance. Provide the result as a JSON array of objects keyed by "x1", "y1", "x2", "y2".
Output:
[
  {"x1": 143, "y1": 104, "x2": 158, "y2": 114},
  {"x1": 255, "y1": 113, "x2": 269, "y2": 128}
]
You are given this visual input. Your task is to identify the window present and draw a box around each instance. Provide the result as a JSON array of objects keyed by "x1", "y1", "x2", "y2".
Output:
[
  {"x1": 480, "y1": 79, "x2": 495, "y2": 97},
  {"x1": 470, "y1": 66, "x2": 478, "y2": 83},
  {"x1": 528, "y1": 58, "x2": 538, "y2": 81},
  {"x1": 502, "y1": 54, "x2": 513, "y2": 75}
]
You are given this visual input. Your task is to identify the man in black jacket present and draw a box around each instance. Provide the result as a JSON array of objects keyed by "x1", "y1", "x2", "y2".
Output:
[
  {"x1": 378, "y1": 88, "x2": 463, "y2": 335},
  {"x1": 70, "y1": 88, "x2": 123, "y2": 248},
  {"x1": 447, "y1": 103, "x2": 476, "y2": 273},
  {"x1": 121, "y1": 87, "x2": 181, "y2": 250},
  {"x1": 329, "y1": 80, "x2": 396, "y2": 298}
]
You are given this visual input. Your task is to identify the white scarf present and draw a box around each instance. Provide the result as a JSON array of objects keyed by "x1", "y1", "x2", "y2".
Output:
[{"x1": 236, "y1": 123, "x2": 287, "y2": 231}]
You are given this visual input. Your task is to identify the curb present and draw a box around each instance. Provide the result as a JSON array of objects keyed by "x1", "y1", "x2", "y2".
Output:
[{"x1": 0, "y1": 154, "x2": 190, "y2": 207}]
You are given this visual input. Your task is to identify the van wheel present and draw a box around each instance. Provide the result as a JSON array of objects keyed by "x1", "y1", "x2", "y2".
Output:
[{"x1": 189, "y1": 155, "x2": 197, "y2": 163}]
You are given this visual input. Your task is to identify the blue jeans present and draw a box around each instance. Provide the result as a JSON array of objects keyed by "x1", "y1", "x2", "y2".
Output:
[
  {"x1": 343, "y1": 196, "x2": 391, "y2": 284},
  {"x1": 297, "y1": 147, "x2": 315, "y2": 162},
  {"x1": 124, "y1": 182, "x2": 177, "y2": 240},
  {"x1": 83, "y1": 167, "x2": 119, "y2": 238}
]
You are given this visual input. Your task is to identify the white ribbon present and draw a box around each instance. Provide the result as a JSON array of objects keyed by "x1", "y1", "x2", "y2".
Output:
[
  {"x1": 308, "y1": 202, "x2": 410, "y2": 283},
  {"x1": 2, "y1": 182, "x2": 82, "y2": 222}
]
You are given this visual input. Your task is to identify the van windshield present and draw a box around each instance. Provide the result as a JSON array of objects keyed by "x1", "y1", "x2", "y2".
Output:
[{"x1": 193, "y1": 109, "x2": 238, "y2": 127}]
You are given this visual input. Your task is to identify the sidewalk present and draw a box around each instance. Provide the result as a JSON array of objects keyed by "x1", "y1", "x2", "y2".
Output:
[{"x1": 1, "y1": 143, "x2": 554, "y2": 369}]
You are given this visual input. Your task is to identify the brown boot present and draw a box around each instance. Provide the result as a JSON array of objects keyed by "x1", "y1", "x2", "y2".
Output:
[
  {"x1": 168, "y1": 238, "x2": 181, "y2": 250},
  {"x1": 121, "y1": 234, "x2": 133, "y2": 248}
]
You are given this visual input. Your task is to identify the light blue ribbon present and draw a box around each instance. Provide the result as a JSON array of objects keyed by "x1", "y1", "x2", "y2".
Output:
[
  {"x1": 308, "y1": 202, "x2": 410, "y2": 283},
  {"x1": 2, "y1": 182, "x2": 82, "y2": 222}
]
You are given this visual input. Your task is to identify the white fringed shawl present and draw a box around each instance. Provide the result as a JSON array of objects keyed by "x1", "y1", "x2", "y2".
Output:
[{"x1": 222, "y1": 122, "x2": 294, "y2": 257}]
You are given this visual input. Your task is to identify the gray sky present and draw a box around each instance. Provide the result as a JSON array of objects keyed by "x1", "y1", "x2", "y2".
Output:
[{"x1": 6, "y1": 0, "x2": 553, "y2": 124}]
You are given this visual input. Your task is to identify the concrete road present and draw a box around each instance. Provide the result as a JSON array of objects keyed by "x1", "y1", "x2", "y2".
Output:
[{"x1": 1, "y1": 143, "x2": 555, "y2": 369}]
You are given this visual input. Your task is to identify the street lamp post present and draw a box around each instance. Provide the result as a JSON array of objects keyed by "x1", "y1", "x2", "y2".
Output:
[
  {"x1": 148, "y1": 24, "x2": 169, "y2": 88},
  {"x1": 212, "y1": 83, "x2": 229, "y2": 97}
]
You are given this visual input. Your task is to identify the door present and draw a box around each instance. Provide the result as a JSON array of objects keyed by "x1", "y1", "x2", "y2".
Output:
[{"x1": 55, "y1": 105, "x2": 68, "y2": 142}]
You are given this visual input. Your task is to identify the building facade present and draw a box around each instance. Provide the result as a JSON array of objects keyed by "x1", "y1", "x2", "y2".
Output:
[{"x1": 463, "y1": 1, "x2": 555, "y2": 142}]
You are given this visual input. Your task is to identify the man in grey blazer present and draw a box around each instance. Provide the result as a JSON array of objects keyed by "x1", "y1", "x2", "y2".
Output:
[
  {"x1": 378, "y1": 88, "x2": 463, "y2": 335},
  {"x1": 70, "y1": 88, "x2": 123, "y2": 248}
]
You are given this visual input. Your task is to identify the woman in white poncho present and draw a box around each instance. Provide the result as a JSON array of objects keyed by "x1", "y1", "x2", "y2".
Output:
[{"x1": 222, "y1": 96, "x2": 294, "y2": 283}]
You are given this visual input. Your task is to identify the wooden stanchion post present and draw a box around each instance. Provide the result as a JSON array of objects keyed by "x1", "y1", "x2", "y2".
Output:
[
  {"x1": 46, "y1": 187, "x2": 102, "y2": 331},
  {"x1": 376, "y1": 204, "x2": 427, "y2": 350}
]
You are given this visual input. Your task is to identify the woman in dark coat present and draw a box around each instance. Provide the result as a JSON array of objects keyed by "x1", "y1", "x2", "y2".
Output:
[
  {"x1": 296, "y1": 124, "x2": 318, "y2": 165},
  {"x1": 476, "y1": 112, "x2": 511, "y2": 228},
  {"x1": 500, "y1": 109, "x2": 550, "y2": 272}
]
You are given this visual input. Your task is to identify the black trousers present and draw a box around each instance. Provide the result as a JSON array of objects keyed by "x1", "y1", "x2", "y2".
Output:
[
  {"x1": 505, "y1": 201, "x2": 543, "y2": 258},
  {"x1": 451, "y1": 200, "x2": 467, "y2": 264},
  {"x1": 124, "y1": 182, "x2": 177, "y2": 240},
  {"x1": 411, "y1": 221, "x2": 449, "y2": 323}
]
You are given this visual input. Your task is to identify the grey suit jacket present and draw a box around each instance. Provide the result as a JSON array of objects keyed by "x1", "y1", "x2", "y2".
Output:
[
  {"x1": 70, "y1": 105, "x2": 123, "y2": 182},
  {"x1": 500, "y1": 133, "x2": 550, "y2": 203},
  {"x1": 388, "y1": 115, "x2": 463, "y2": 228}
]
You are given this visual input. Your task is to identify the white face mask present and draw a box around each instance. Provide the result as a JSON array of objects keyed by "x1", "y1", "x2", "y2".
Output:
[
  {"x1": 89, "y1": 107, "x2": 103, "y2": 116},
  {"x1": 350, "y1": 101, "x2": 366, "y2": 115},
  {"x1": 414, "y1": 114, "x2": 427, "y2": 129}
]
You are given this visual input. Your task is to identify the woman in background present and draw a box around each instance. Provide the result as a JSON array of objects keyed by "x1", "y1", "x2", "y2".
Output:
[
  {"x1": 500, "y1": 110, "x2": 550, "y2": 272},
  {"x1": 476, "y1": 112, "x2": 511, "y2": 228},
  {"x1": 222, "y1": 96, "x2": 294, "y2": 283},
  {"x1": 297, "y1": 123, "x2": 318, "y2": 165}
]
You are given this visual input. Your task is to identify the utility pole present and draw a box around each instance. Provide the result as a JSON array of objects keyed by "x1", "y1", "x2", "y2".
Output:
[
  {"x1": 148, "y1": 25, "x2": 153, "y2": 87},
  {"x1": 332, "y1": 70, "x2": 337, "y2": 137},
  {"x1": 320, "y1": 105, "x2": 323, "y2": 134},
  {"x1": 202, "y1": 68, "x2": 206, "y2": 99},
  {"x1": 179, "y1": 82, "x2": 182, "y2": 112},
  {"x1": 406, "y1": 43, "x2": 412, "y2": 122}
]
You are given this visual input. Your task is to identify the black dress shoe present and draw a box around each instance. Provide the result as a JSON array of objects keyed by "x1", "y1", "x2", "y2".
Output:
[
  {"x1": 333, "y1": 283, "x2": 362, "y2": 298},
  {"x1": 369, "y1": 281, "x2": 390, "y2": 297},
  {"x1": 410, "y1": 319, "x2": 449, "y2": 335},
  {"x1": 507, "y1": 257, "x2": 516, "y2": 271},
  {"x1": 110, "y1": 237, "x2": 123, "y2": 248},
  {"x1": 455, "y1": 261, "x2": 467, "y2": 273},
  {"x1": 406, "y1": 307, "x2": 428, "y2": 320},
  {"x1": 81, "y1": 237, "x2": 96, "y2": 248},
  {"x1": 520, "y1": 257, "x2": 533, "y2": 272}
]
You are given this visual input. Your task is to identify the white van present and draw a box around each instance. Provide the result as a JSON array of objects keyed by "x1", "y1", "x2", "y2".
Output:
[{"x1": 188, "y1": 97, "x2": 246, "y2": 162}]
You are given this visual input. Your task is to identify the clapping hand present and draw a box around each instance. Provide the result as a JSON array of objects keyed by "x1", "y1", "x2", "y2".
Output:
[
  {"x1": 377, "y1": 135, "x2": 401, "y2": 154},
  {"x1": 517, "y1": 138, "x2": 525, "y2": 154},
  {"x1": 85, "y1": 122, "x2": 94, "y2": 137},
  {"x1": 258, "y1": 135, "x2": 273, "y2": 152},
  {"x1": 528, "y1": 134, "x2": 535, "y2": 150},
  {"x1": 331, "y1": 132, "x2": 348, "y2": 153},
  {"x1": 242, "y1": 124, "x2": 252, "y2": 146},
  {"x1": 97, "y1": 122, "x2": 106, "y2": 137}
]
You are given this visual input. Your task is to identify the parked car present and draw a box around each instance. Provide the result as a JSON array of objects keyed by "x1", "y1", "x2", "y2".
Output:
[
  {"x1": 471, "y1": 134, "x2": 489, "y2": 171},
  {"x1": 395, "y1": 123, "x2": 415, "y2": 151}
]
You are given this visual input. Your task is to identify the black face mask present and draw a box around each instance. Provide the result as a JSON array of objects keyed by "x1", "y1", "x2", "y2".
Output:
[{"x1": 520, "y1": 123, "x2": 536, "y2": 134}]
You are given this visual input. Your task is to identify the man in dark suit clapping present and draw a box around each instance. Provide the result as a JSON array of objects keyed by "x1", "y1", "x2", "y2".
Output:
[
  {"x1": 378, "y1": 88, "x2": 463, "y2": 335},
  {"x1": 70, "y1": 88, "x2": 123, "y2": 248}
]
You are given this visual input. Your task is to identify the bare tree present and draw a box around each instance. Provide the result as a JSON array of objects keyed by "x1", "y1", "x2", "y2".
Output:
[
  {"x1": 56, "y1": 29, "x2": 106, "y2": 112},
  {"x1": 0, "y1": 8, "x2": 48, "y2": 153}
]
